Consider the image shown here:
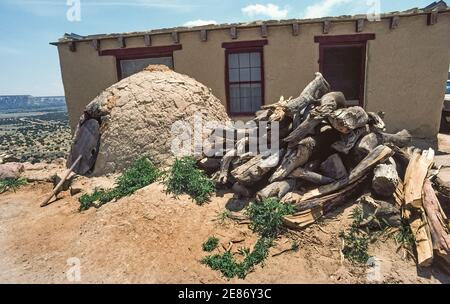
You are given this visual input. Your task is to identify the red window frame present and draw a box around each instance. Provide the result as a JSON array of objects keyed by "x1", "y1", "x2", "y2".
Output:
[
  {"x1": 99, "y1": 45, "x2": 182, "y2": 80},
  {"x1": 223, "y1": 40, "x2": 267, "y2": 116}
]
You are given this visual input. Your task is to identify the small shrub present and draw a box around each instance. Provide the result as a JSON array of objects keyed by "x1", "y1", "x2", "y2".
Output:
[
  {"x1": 79, "y1": 157, "x2": 159, "y2": 211},
  {"x1": 246, "y1": 198, "x2": 295, "y2": 238},
  {"x1": 115, "y1": 158, "x2": 160, "y2": 197},
  {"x1": 202, "y1": 236, "x2": 219, "y2": 252},
  {"x1": 340, "y1": 229, "x2": 371, "y2": 264},
  {"x1": 201, "y1": 251, "x2": 243, "y2": 279},
  {"x1": 164, "y1": 157, "x2": 215, "y2": 205},
  {"x1": 340, "y1": 206, "x2": 371, "y2": 264},
  {"x1": 0, "y1": 178, "x2": 27, "y2": 194},
  {"x1": 201, "y1": 237, "x2": 273, "y2": 279}
]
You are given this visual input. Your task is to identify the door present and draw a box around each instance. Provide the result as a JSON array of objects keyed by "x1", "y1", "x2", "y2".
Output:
[{"x1": 319, "y1": 43, "x2": 366, "y2": 107}]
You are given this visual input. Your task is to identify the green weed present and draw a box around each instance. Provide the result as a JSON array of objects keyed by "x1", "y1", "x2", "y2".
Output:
[
  {"x1": 0, "y1": 178, "x2": 27, "y2": 194},
  {"x1": 246, "y1": 198, "x2": 295, "y2": 238},
  {"x1": 202, "y1": 236, "x2": 219, "y2": 252},
  {"x1": 163, "y1": 157, "x2": 215, "y2": 205},
  {"x1": 79, "y1": 157, "x2": 159, "y2": 211}
]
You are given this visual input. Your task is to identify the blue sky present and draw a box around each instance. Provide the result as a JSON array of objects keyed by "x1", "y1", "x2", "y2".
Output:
[{"x1": 0, "y1": 0, "x2": 433, "y2": 96}]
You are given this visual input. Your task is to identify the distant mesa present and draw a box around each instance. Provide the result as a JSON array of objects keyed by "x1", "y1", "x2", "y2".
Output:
[{"x1": 0, "y1": 95, "x2": 66, "y2": 111}]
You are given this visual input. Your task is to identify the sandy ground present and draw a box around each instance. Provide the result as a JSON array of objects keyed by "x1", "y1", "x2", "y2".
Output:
[{"x1": 1, "y1": 180, "x2": 449, "y2": 284}]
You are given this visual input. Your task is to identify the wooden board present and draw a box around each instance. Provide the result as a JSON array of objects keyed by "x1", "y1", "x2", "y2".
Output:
[
  {"x1": 68, "y1": 119, "x2": 100, "y2": 175},
  {"x1": 404, "y1": 148, "x2": 435, "y2": 209}
]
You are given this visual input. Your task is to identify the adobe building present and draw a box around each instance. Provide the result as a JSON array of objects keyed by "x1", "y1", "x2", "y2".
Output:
[{"x1": 52, "y1": 5, "x2": 450, "y2": 139}]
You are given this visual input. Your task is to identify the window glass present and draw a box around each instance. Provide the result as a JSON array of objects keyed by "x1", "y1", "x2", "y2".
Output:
[
  {"x1": 228, "y1": 51, "x2": 263, "y2": 114},
  {"x1": 120, "y1": 56, "x2": 173, "y2": 79}
]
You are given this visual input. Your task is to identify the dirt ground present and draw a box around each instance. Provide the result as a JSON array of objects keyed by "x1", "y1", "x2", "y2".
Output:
[{"x1": 1, "y1": 179, "x2": 449, "y2": 284}]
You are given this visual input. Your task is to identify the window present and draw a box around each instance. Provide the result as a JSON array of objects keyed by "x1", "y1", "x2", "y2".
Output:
[
  {"x1": 223, "y1": 40, "x2": 267, "y2": 116},
  {"x1": 119, "y1": 56, "x2": 173, "y2": 79},
  {"x1": 99, "y1": 45, "x2": 182, "y2": 80}
]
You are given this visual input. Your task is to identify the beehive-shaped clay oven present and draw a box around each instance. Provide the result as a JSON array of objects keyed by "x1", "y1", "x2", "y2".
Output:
[{"x1": 68, "y1": 65, "x2": 229, "y2": 175}]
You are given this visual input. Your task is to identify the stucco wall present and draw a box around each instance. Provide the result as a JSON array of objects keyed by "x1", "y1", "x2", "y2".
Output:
[{"x1": 57, "y1": 12, "x2": 450, "y2": 138}]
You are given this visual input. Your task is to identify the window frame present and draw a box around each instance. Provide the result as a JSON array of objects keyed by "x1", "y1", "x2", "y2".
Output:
[
  {"x1": 99, "y1": 45, "x2": 182, "y2": 80},
  {"x1": 223, "y1": 40, "x2": 267, "y2": 116}
]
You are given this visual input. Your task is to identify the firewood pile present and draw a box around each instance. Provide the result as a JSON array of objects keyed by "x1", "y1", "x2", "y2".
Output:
[{"x1": 200, "y1": 73, "x2": 450, "y2": 267}]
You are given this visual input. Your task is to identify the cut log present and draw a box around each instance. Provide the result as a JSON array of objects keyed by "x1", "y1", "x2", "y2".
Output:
[
  {"x1": 332, "y1": 125, "x2": 370, "y2": 154},
  {"x1": 378, "y1": 129, "x2": 412, "y2": 148},
  {"x1": 300, "y1": 145, "x2": 394, "y2": 202},
  {"x1": 270, "y1": 137, "x2": 317, "y2": 182},
  {"x1": 283, "y1": 92, "x2": 343, "y2": 146},
  {"x1": 304, "y1": 159, "x2": 321, "y2": 172},
  {"x1": 256, "y1": 179, "x2": 296, "y2": 201},
  {"x1": 328, "y1": 106, "x2": 369, "y2": 134},
  {"x1": 404, "y1": 148, "x2": 435, "y2": 209},
  {"x1": 320, "y1": 153, "x2": 348, "y2": 180},
  {"x1": 352, "y1": 133, "x2": 379, "y2": 162},
  {"x1": 294, "y1": 175, "x2": 368, "y2": 213},
  {"x1": 435, "y1": 167, "x2": 450, "y2": 197},
  {"x1": 372, "y1": 157, "x2": 399, "y2": 197},
  {"x1": 231, "y1": 149, "x2": 285, "y2": 186},
  {"x1": 218, "y1": 149, "x2": 237, "y2": 184},
  {"x1": 353, "y1": 130, "x2": 412, "y2": 162},
  {"x1": 422, "y1": 180, "x2": 450, "y2": 265},
  {"x1": 281, "y1": 72, "x2": 331, "y2": 117},
  {"x1": 289, "y1": 167, "x2": 335, "y2": 185},
  {"x1": 359, "y1": 195, "x2": 401, "y2": 228},
  {"x1": 283, "y1": 115, "x2": 321, "y2": 147},
  {"x1": 367, "y1": 111, "x2": 386, "y2": 131}
]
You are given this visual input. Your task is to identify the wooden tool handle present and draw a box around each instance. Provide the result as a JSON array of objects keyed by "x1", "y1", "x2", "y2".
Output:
[{"x1": 40, "y1": 155, "x2": 82, "y2": 207}]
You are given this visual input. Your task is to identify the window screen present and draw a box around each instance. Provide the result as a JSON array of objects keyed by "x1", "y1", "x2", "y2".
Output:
[{"x1": 119, "y1": 56, "x2": 173, "y2": 79}]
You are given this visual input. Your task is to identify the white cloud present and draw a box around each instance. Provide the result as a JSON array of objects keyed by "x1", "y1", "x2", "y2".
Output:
[
  {"x1": 183, "y1": 19, "x2": 218, "y2": 27},
  {"x1": 304, "y1": 0, "x2": 352, "y2": 19},
  {"x1": 241, "y1": 3, "x2": 289, "y2": 19}
]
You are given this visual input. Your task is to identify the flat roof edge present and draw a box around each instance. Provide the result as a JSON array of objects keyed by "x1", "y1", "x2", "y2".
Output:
[{"x1": 50, "y1": 8, "x2": 450, "y2": 46}]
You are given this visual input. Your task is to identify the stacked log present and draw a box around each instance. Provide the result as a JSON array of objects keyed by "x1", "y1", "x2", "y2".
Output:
[{"x1": 199, "y1": 72, "x2": 449, "y2": 268}]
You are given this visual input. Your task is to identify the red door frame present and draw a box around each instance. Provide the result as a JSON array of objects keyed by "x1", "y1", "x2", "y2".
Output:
[
  {"x1": 315, "y1": 34, "x2": 375, "y2": 107},
  {"x1": 319, "y1": 42, "x2": 367, "y2": 106}
]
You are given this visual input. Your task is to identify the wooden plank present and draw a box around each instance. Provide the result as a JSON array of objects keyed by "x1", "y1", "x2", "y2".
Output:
[
  {"x1": 292, "y1": 23, "x2": 300, "y2": 36},
  {"x1": 390, "y1": 16, "x2": 400, "y2": 29},
  {"x1": 405, "y1": 207, "x2": 434, "y2": 267},
  {"x1": 144, "y1": 34, "x2": 152, "y2": 46},
  {"x1": 427, "y1": 11, "x2": 438, "y2": 26},
  {"x1": 283, "y1": 207, "x2": 323, "y2": 230},
  {"x1": 91, "y1": 39, "x2": 100, "y2": 51},
  {"x1": 261, "y1": 24, "x2": 268, "y2": 38},
  {"x1": 200, "y1": 29, "x2": 207, "y2": 42},
  {"x1": 68, "y1": 41, "x2": 76, "y2": 52},
  {"x1": 171, "y1": 32, "x2": 179, "y2": 44},
  {"x1": 423, "y1": 180, "x2": 450, "y2": 265},
  {"x1": 230, "y1": 27, "x2": 238, "y2": 39},
  {"x1": 323, "y1": 21, "x2": 331, "y2": 34},
  {"x1": 68, "y1": 119, "x2": 100, "y2": 175},
  {"x1": 356, "y1": 19, "x2": 365, "y2": 32},
  {"x1": 404, "y1": 148, "x2": 435, "y2": 209},
  {"x1": 117, "y1": 36, "x2": 126, "y2": 48},
  {"x1": 300, "y1": 145, "x2": 393, "y2": 201}
]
